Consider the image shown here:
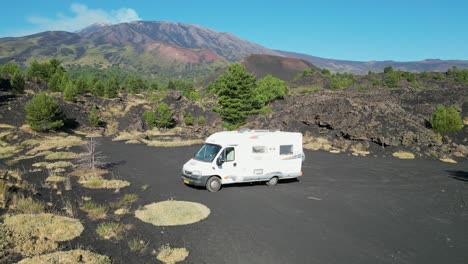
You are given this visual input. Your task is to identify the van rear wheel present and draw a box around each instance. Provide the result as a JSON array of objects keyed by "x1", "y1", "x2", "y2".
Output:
[
  {"x1": 206, "y1": 177, "x2": 222, "y2": 192},
  {"x1": 266, "y1": 176, "x2": 278, "y2": 186}
]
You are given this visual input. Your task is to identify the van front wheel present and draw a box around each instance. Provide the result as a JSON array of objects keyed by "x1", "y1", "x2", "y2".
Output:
[
  {"x1": 206, "y1": 177, "x2": 222, "y2": 192},
  {"x1": 266, "y1": 176, "x2": 278, "y2": 186}
]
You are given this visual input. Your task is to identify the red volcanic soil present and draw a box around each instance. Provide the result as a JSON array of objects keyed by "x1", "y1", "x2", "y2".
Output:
[{"x1": 143, "y1": 42, "x2": 222, "y2": 64}]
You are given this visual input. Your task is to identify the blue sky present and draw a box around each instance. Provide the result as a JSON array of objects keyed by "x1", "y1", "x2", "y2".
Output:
[{"x1": 2, "y1": 0, "x2": 467, "y2": 61}]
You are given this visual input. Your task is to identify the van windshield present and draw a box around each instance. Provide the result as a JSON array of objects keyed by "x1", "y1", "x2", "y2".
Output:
[{"x1": 194, "y1": 144, "x2": 221, "y2": 162}]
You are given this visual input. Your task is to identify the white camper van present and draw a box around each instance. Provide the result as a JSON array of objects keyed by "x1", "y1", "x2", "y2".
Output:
[{"x1": 182, "y1": 129, "x2": 304, "y2": 192}]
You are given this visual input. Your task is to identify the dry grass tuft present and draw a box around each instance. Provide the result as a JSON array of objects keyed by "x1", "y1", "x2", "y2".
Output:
[
  {"x1": 128, "y1": 237, "x2": 148, "y2": 253},
  {"x1": 80, "y1": 201, "x2": 108, "y2": 220},
  {"x1": 0, "y1": 124, "x2": 15, "y2": 129},
  {"x1": 303, "y1": 136, "x2": 333, "y2": 151},
  {"x1": 45, "y1": 152, "x2": 81, "y2": 160},
  {"x1": 350, "y1": 144, "x2": 370, "y2": 156},
  {"x1": 15, "y1": 197, "x2": 45, "y2": 214},
  {"x1": 113, "y1": 131, "x2": 145, "y2": 142},
  {"x1": 2, "y1": 213, "x2": 84, "y2": 256},
  {"x1": 70, "y1": 169, "x2": 109, "y2": 178},
  {"x1": 32, "y1": 161, "x2": 74, "y2": 169},
  {"x1": 45, "y1": 175, "x2": 65, "y2": 183},
  {"x1": 80, "y1": 178, "x2": 130, "y2": 189},
  {"x1": 20, "y1": 138, "x2": 42, "y2": 147},
  {"x1": 27, "y1": 136, "x2": 86, "y2": 155},
  {"x1": 0, "y1": 145, "x2": 21, "y2": 159},
  {"x1": 439, "y1": 157, "x2": 457, "y2": 163},
  {"x1": 141, "y1": 139, "x2": 203, "y2": 147},
  {"x1": 135, "y1": 200, "x2": 210, "y2": 226},
  {"x1": 392, "y1": 151, "x2": 415, "y2": 159},
  {"x1": 156, "y1": 244, "x2": 189, "y2": 264},
  {"x1": 96, "y1": 222, "x2": 125, "y2": 240},
  {"x1": 125, "y1": 139, "x2": 141, "y2": 144},
  {"x1": 146, "y1": 128, "x2": 178, "y2": 136},
  {"x1": 17, "y1": 249, "x2": 111, "y2": 264}
]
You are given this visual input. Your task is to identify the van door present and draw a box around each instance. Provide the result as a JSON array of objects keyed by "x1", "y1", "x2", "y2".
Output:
[{"x1": 216, "y1": 147, "x2": 240, "y2": 183}]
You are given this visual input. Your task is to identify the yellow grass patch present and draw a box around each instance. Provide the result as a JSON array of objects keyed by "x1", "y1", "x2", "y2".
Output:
[
  {"x1": 80, "y1": 201, "x2": 108, "y2": 220},
  {"x1": 0, "y1": 131, "x2": 12, "y2": 139},
  {"x1": 20, "y1": 138, "x2": 42, "y2": 147},
  {"x1": 80, "y1": 178, "x2": 130, "y2": 189},
  {"x1": 439, "y1": 157, "x2": 457, "y2": 163},
  {"x1": 32, "y1": 161, "x2": 74, "y2": 169},
  {"x1": 135, "y1": 201, "x2": 210, "y2": 226},
  {"x1": 2, "y1": 213, "x2": 84, "y2": 256},
  {"x1": 146, "y1": 128, "x2": 179, "y2": 136},
  {"x1": 45, "y1": 152, "x2": 81, "y2": 160},
  {"x1": 45, "y1": 175, "x2": 65, "y2": 182},
  {"x1": 156, "y1": 244, "x2": 189, "y2": 264},
  {"x1": 464, "y1": 116, "x2": 468, "y2": 125},
  {"x1": 392, "y1": 151, "x2": 415, "y2": 159},
  {"x1": 113, "y1": 131, "x2": 145, "y2": 142},
  {"x1": 141, "y1": 139, "x2": 203, "y2": 147},
  {"x1": 17, "y1": 249, "x2": 111, "y2": 264},
  {"x1": 303, "y1": 136, "x2": 333, "y2": 151},
  {"x1": 0, "y1": 124, "x2": 15, "y2": 129},
  {"x1": 27, "y1": 136, "x2": 86, "y2": 155},
  {"x1": 125, "y1": 139, "x2": 141, "y2": 144},
  {"x1": 70, "y1": 168, "x2": 109, "y2": 178},
  {"x1": 19, "y1": 124, "x2": 38, "y2": 135},
  {"x1": 0, "y1": 145, "x2": 21, "y2": 159},
  {"x1": 329, "y1": 149, "x2": 341, "y2": 154}
]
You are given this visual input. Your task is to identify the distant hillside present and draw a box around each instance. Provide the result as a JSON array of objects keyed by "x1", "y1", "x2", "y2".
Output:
[
  {"x1": 0, "y1": 21, "x2": 281, "y2": 82},
  {"x1": 276, "y1": 50, "x2": 468, "y2": 75},
  {"x1": 203, "y1": 54, "x2": 317, "y2": 84}
]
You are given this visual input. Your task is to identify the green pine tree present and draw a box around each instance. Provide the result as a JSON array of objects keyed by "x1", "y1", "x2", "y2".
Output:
[{"x1": 25, "y1": 92, "x2": 64, "y2": 131}]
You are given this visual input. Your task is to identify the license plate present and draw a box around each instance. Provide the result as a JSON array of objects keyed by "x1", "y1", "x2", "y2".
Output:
[{"x1": 183, "y1": 179, "x2": 189, "y2": 184}]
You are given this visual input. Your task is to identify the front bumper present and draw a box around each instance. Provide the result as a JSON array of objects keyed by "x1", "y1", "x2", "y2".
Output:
[{"x1": 181, "y1": 174, "x2": 210, "y2": 187}]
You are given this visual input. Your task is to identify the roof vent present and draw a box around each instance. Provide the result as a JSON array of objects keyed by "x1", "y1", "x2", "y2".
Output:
[{"x1": 238, "y1": 128, "x2": 251, "y2": 133}]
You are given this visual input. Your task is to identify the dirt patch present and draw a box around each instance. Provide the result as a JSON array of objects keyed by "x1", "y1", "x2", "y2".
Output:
[
  {"x1": 156, "y1": 244, "x2": 189, "y2": 264},
  {"x1": 2, "y1": 213, "x2": 84, "y2": 256},
  {"x1": 392, "y1": 151, "x2": 415, "y2": 159},
  {"x1": 17, "y1": 249, "x2": 111, "y2": 264},
  {"x1": 135, "y1": 201, "x2": 210, "y2": 226}
]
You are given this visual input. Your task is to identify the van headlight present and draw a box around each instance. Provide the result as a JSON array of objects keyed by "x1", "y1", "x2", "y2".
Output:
[{"x1": 192, "y1": 170, "x2": 202, "y2": 177}]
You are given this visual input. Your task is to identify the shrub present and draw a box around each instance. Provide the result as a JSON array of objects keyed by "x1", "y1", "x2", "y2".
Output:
[
  {"x1": 63, "y1": 81, "x2": 77, "y2": 102},
  {"x1": 383, "y1": 72, "x2": 400, "y2": 88},
  {"x1": 143, "y1": 111, "x2": 157, "y2": 127},
  {"x1": 155, "y1": 102, "x2": 174, "y2": 129},
  {"x1": 254, "y1": 75, "x2": 288, "y2": 106},
  {"x1": 80, "y1": 201, "x2": 108, "y2": 220},
  {"x1": 25, "y1": 93, "x2": 64, "y2": 132},
  {"x1": 184, "y1": 112, "x2": 194, "y2": 126},
  {"x1": 128, "y1": 237, "x2": 148, "y2": 252},
  {"x1": 432, "y1": 105, "x2": 463, "y2": 132},
  {"x1": 10, "y1": 72, "x2": 25, "y2": 94},
  {"x1": 197, "y1": 116, "x2": 206, "y2": 125},
  {"x1": 383, "y1": 66, "x2": 394, "y2": 74},
  {"x1": 96, "y1": 222, "x2": 124, "y2": 240},
  {"x1": 88, "y1": 105, "x2": 101, "y2": 127}
]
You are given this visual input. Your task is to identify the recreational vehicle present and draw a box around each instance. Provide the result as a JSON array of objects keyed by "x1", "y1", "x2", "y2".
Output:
[{"x1": 181, "y1": 129, "x2": 304, "y2": 192}]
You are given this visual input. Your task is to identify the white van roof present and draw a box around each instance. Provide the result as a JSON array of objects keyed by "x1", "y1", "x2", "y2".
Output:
[{"x1": 205, "y1": 129, "x2": 302, "y2": 146}]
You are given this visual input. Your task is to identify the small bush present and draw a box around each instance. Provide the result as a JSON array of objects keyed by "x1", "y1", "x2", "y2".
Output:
[
  {"x1": 96, "y1": 222, "x2": 124, "y2": 240},
  {"x1": 432, "y1": 105, "x2": 463, "y2": 133},
  {"x1": 128, "y1": 237, "x2": 148, "y2": 252},
  {"x1": 25, "y1": 93, "x2": 64, "y2": 132},
  {"x1": 88, "y1": 105, "x2": 101, "y2": 127},
  {"x1": 80, "y1": 201, "x2": 108, "y2": 220},
  {"x1": 111, "y1": 193, "x2": 139, "y2": 208},
  {"x1": 16, "y1": 197, "x2": 45, "y2": 214},
  {"x1": 197, "y1": 116, "x2": 206, "y2": 125},
  {"x1": 184, "y1": 112, "x2": 194, "y2": 126},
  {"x1": 143, "y1": 111, "x2": 157, "y2": 128}
]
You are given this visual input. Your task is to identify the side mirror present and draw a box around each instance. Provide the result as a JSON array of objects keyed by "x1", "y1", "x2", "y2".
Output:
[{"x1": 216, "y1": 156, "x2": 225, "y2": 166}]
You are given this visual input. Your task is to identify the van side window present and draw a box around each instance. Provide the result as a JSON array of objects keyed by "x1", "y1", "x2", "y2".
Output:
[
  {"x1": 280, "y1": 145, "x2": 293, "y2": 155},
  {"x1": 223, "y1": 147, "x2": 235, "y2": 162},
  {"x1": 252, "y1": 146, "x2": 266, "y2": 153}
]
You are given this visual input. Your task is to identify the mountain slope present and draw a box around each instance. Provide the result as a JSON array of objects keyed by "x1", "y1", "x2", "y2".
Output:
[{"x1": 276, "y1": 50, "x2": 468, "y2": 74}]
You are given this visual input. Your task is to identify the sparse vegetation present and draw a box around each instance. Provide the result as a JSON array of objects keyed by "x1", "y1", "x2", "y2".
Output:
[
  {"x1": 44, "y1": 151, "x2": 81, "y2": 160},
  {"x1": 135, "y1": 200, "x2": 210, "y2": 226},
  {"x1": 392, "y1": 151, "x2": 415, "y2": 159},
  {"x1": 96, "y1": 222, "x2": 125, "y2": 240},
  {"x1": 156, "y1": 244, "x2": 189, "y2": 264},
  {"x1": 18, "y1": 249, "x2": 111, "y2": 264},
  {"x1": 111, "y1": 193, "x2": 139, "y2": 209},
  {"x1": 15, "y1": 197, "x2": 45, "y2": 214},
  {"x1": 1, "y1": 213, "x2": 84, "y2": 256},
  {"x1": 80, "y1": 201, "x2": 108, "y2": 220},
  {"x1": 128, "y1": 237, "x2": 148, "y2": 253}
]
